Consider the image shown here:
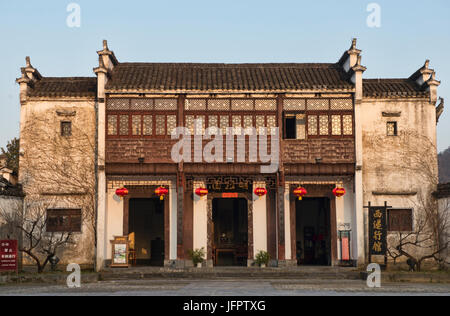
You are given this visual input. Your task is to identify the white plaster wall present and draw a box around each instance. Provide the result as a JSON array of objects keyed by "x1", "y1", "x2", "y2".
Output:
[
  {"x1": 105, "y1": 189, "x2": 124, "y2": 260},
  {"x1": 252, "y1": 184, "x2": 267, "y2": 257},
  {"x1": 193, "y1": 188, "x2": 208, "y2": 253},
  {"x1": 360, "y1": 98, "x2": 438, "y2": 263},
  {"x1": 169, "y1": 183, "x2": 177, "y2": 260},
  {"x1": 284, "y1": 184, "x2": 291, "y2": 260}
]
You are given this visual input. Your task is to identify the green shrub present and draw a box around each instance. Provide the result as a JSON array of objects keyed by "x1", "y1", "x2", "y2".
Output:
[
  {"x1": 255, "y1": 251, "x2": 270, "y2": 266},
  {"x1": 188, "y1": 248, "x2": 206, "y2": 265}
]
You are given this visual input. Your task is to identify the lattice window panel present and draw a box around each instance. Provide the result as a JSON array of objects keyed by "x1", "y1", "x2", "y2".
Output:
[
  {"x1": 196, "y1": 115, "x2": 206, "y2": 135},
  {"x1": 343, "y1": 115, "x2": 353, "y2": 135},
  {"x1": 332, "y1": 115, "x2": 341, "y2": 135},
  {"x1": 131, "y1": 99, "x2": 154, "y2": 110},
  {"x1": 208, "y1": 115, "x2": 219, "y2": 135},
  {"x1": 243, "y1": 115, "x2": 253, "y2": 129},
  {"x1": 231, "y1": 99, "x2": 254, "y2": 111},
  {"x1": 155, "y1": 115, "x2": 166, "y2": 135},
  {"x1": 220, "y1": 116, "x2": 230, "y2": 135},
  {"x1": 330, "y1": 99, "x2": 353, "y2": 110},
  {"x1": 185, "y1": 115, "x2": 195, "y2": 135},
  {"x1": 255, "y1": 99, "x2": 277, "y2": 111},
  {"x1": 155, "y1": 99, "x2": 177, "y2": 110},
  {"x1": 185, "y1": 99, "x2": 207, "y2": 111},
  {"x1": 307, "y1": 99, "x2": 329, "y2": 111},
  {"x1": 319, "y1": 115, "x2": 329, "y2": 135},
  {"x1": 143, "y1": 115, "x2": 153, "y2": 136},
  {"x1": 283, "y1": 99, "x2": 306, "y2": 111},
  {"x1": 232, "y1": 115, "x2": 242, "y2": 135},
  {"x1": 267, "y1": 115, "x2": 277, "y2": 136},
  {"x1": 107, "y1": 115, "x2": 117, "y2": 136},
  {"x1": 132, "y1": 115, "x2": 142, "y2": 135},
  {"x1": 208, "y1": 99, "x2": 230, "y2": 111},
  {"x1": 296, "y1": 114, "x2": 306, "y2": 140},
  {"x1": 308, "y1": 115, "x2": 318, "y2": 135},
  {"x1": 167, "y1": 115, "x2": 177, "y2": 135},
  {"x1": 108, "y1": 98, "x2": 130, "y2": 110},
  {"x1": 256, "y1": 115, "x2": 265, "y2": 135},
  {"x1": 119, "y1": 115, "x2": 129, "y2": 135}
]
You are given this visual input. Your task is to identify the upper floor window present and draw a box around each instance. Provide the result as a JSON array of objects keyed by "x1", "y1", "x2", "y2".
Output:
[
  {"x1": 283, "y1": 98, "x2": 353, "y2": 139},
  {"x1": 61, "y1": 121, "x2": 72, "y2": 137},
  {"x1": 387, "y1": 122, "x2": 398, "y2": 136},
  {"x1": 106, "y1": 98, "x2": 177, "y2": 138}
]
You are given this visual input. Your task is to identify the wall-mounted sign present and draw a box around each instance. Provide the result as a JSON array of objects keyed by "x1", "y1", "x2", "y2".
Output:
[
  {"x1": 0, "y1": 240, "x2": 18, "y2": 272},
  {"x1": 222, "y1": 193, "x2": 239, "y2": 198},
  {"x1": 110, "y1": 236, "x2": 129, "y2": 268}
]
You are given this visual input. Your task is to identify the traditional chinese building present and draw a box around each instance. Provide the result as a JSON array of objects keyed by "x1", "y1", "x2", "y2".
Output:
[{"x1": 16, "y1": 39, "x2": 443, "y2": 270}]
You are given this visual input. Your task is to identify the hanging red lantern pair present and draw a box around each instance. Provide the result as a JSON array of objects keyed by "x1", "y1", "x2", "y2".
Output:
[{"x1": 254, "y1": 187, "x2": 267, "y2": 199}]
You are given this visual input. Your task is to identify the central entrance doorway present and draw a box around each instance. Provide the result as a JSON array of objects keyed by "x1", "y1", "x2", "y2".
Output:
[
  {"x1": 295, "y1": 198, "x2": 332, "y2": 266},
  {"x1": 212, "y1": 198, "x2": 248, "y2": 266},
  {"x1": 128, "y1": 198, "x2": 165, "y2": 266}
]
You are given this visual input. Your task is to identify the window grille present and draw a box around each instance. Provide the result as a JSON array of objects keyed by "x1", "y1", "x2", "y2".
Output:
[
  {"x1": 255, "y1": 99, "x2": 277, "y2": 111},
  {"x1": 307, "y1": 99, "x2": 329, "y2": 111},
  {"x1": 283, "y1": 99, "x2": 306, "y2": 111}
]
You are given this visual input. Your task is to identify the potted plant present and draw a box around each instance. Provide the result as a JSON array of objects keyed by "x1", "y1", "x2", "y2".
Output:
[
  {"x1": 188, "y1": 248, "x2": 205, "y2": 268},
  {"x1": 255, "y1": 251, "x2": 270, "y2": 268}
]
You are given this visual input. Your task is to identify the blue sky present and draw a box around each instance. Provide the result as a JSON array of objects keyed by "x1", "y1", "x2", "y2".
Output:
[{"x1": 0, "y1": 0, "x2": 449, "y2": 151}]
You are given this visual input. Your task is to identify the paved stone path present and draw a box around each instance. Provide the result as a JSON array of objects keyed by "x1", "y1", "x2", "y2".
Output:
[{"x1": 0, "y1": 279, "x2": 449, "y2": 296}]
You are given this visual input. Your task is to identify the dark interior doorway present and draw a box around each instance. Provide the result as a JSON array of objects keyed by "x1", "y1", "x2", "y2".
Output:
[
  {"x1": 212, "y1": 198, "x2": 248, "y2": 266},
  {"x1": 295, "y1": 198, "x2": 331, "y2": 266},
  {"x1": 129, "y1": 198, "x2": 165, "y2": 266}
]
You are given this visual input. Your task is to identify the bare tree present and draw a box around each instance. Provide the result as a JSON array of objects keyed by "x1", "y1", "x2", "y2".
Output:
[
  {"x1": 0, "y1": 198, "x2": 73, "y2": 273},
  {"x1": 367, "y1": 130, "x2": 449, "y2": 271}
]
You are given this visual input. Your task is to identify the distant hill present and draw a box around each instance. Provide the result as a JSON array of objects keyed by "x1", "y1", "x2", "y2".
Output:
[{"x1": 439, "y1": 147, "x2": 450, "y2": 183}]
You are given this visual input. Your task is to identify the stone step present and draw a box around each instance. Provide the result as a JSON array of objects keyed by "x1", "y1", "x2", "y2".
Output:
[{"x1": 99, "y1": 268, "x2": 364, "y2": 281}]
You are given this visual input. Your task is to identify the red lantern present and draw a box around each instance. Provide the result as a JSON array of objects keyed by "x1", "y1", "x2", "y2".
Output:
[
  {"x1": 115, "y1": 187, "x2": 129, "y2": 199},
  {"x1": 155, "y1": 186, "x2": 169, "y2": 200},
  {"x1": 195, "y1": 187, "x2": 208, "y2": 198},
  {"x1": 294, "y1": 187, "x2": 307, "y2": 201},
  {"x1": 254, "y1": 187, "x2": 267, "y2": 199},
  {"x1": 333, "y1": 187, "x2": 346, "y2": 198}
]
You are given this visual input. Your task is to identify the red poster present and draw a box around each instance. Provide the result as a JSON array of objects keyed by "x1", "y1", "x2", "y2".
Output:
[
  {"x1": 0, "y1": 240, "x2": 18, "y2": 272},
  {"x1": 341, "y1": 237, "x2": 350, "y2": 261}
]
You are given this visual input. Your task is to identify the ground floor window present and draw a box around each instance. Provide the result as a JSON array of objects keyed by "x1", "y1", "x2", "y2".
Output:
[{"x1": 46, "y1": 209, "x2": 81, "y2": 233}]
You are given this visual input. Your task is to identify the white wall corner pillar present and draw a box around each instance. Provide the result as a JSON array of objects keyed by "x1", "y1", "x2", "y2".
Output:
[
  {"x1": 169, "y1": 182, "x2": 178, "y2": 261},
  {"x1": 284, "y1": 183, "x2": 292, "y2": 261},
  {"x1": 193, "y1": 181, "x2": 208, "y2": 254},
  {"x1": 252, "y1": 182, "x2": 267, "y2": 257}
]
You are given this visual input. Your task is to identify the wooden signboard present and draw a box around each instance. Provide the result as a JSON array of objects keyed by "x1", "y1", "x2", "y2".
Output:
[
  {"x1": 365, "y1": 202, "x2": 390, "y2": 265},
  {"x1": 110, "y1": 236, "x2": 129, "y2": 268},
  {"x1": 0, "y1": 240, "x2": 18, "y2": 272}
]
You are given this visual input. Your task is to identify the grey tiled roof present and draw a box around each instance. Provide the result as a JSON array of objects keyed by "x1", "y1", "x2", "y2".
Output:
[
  {"x1": 28, "y1": 77, "x2": 97, "y2": 98},
  {"x1": 363, "y1": 79, "x2": 429, "y2": 98},
  {"x1": 104, "y1": 63, "x2": 355, "y2": 92}
]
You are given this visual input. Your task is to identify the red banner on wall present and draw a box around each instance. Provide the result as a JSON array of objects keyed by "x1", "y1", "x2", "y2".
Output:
[{"x1": 0, "y1": 240, "x2": 18, "y2": 272}]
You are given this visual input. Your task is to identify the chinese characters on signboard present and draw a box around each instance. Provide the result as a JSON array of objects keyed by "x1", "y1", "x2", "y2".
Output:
[
  {"x1": 0, "y1": 240, "x2": 18, "y2": 272},
  {"x1": 368, "y1": 207, "x2": 387, "y2": 256}
]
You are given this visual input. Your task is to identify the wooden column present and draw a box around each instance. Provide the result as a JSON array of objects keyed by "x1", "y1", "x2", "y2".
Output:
[
  {"x1": 176, "y1": 94, "x2": 186, "y2": 260},
  {"x1": 276, "y1": 94, "x2": 286, "y2": 262}
]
